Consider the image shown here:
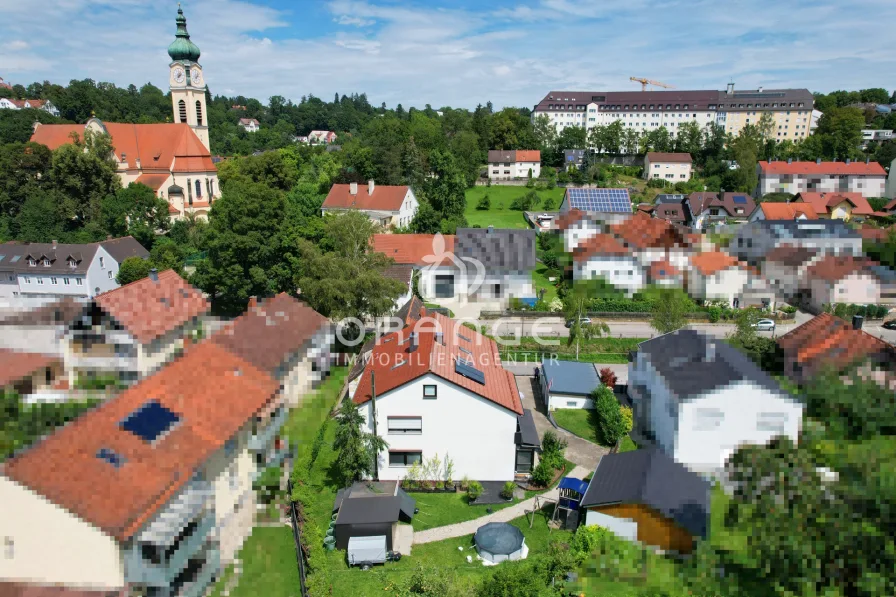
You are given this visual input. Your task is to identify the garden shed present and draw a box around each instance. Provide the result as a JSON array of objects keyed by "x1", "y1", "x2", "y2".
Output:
[
  {"x1": 332, "y1": 481, "x2": 416, "y2": 551},
  {"x1": 537, "y1": 358, "x2": 601, "y2": 409}
]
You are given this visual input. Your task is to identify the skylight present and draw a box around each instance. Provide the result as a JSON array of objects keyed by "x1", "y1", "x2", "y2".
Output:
[
  {"x1": 455, "y1": 359, "x2": 485, "y2": 385},
  {"x1": 120, "y1": 400, "x2": 180, "y2": 443},
  {"x1": 96, "y1": 447, "x2": 126, "y2": 468},
  {"x1": 457, "y1": 333, "x2": 472, "y2": 343}
]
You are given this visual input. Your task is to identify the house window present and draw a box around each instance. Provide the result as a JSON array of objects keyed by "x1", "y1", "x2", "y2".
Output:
[
  {"x1": 50, "y1": 277, "x2": 58, "y2": 285},
  {"x1": 387, "y1": 416, "x2": 422, "y2": 434},
  {"x1": 27, "y1": 259, "x2": 36, "y2": 267},
  {"x1": 229, "y1": 463, "x2": 239, "y2": 490},
  {"x1": 3, "y1": 537, "x2": 13, "y2": 560},
  {"x1": 68, "y1": 259, "x2": 76, "y2": 268},
  {"x1": 36, "y1": 277, "x2": 43, "y2": 285},
  {"x1": 99, "y1": 257, "x2": 105, "y2": 268},
  {"x1": 694, "y1": 408, "x2": 724, "y2": 430},
  {"x1": 566, "y1": 400, "x2": 577, "y2": 407},
  {"x1": 389, "y1": 451, "x2": 422, "y2": 467},
  {"x1": 76, "y1": 278, "x2": 83, "y2": 286},
  {"x1": 108, "y1": 271, "x2": 114, "y2": 279},
  {"x1": 195, "y1": 179, "x2": 202, "y2": 198},
  {"x1": 43, "y1": 259, "x2": 50, "y2": 267},
  {"x1": 63, "y1": 277, "x2": 70, "y2": 285},
  {"x1": 423, "y1": 385, "x2": 437, "y2": 399},
  {"x1": 756, "y1": 412, "x2": 788, "y2": 433}
]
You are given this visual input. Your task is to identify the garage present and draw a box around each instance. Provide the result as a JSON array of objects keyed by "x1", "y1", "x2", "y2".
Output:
[
  {"x1": 434, "y1": 274, "x2": 455, "y2": 299},
  {"x1": 332, "y1": 481, "x2": 416, "y2": 551},
  {"x1": 537, "y1": 358, "x2": 601, "y2": 410}
]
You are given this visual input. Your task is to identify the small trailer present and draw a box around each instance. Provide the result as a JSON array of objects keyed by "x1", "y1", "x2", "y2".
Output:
[{"x1": 347, "y1": 535, "x2": 401, "y2": 570}]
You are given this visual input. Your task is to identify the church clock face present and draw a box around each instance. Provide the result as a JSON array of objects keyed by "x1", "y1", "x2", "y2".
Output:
[
  {"x1": 172, "y1": 66, "x2": 186, "y2": 85},
  {"x1": 190, "y1": 68, "x2": 203, "y2": 86}
]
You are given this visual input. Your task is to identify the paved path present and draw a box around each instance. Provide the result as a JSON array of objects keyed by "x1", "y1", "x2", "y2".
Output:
[
  {"x1": 413, "y1": 465, "x2": 591, "y2": 544},
  {"x1": 515, "y1": 375, "x2": 608, "y2": 471}
]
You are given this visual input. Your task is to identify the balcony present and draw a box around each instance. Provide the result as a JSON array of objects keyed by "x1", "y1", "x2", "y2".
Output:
[
  {"x1": 126, "y1": 511, "x2": 216, "y2": 587},
  {"x1": 174, "y1": 548, "x2": 220, "y2": 597},
  {"x1": 68, "y1": 352, "x2": 138, "y2": 372},
  {"x1": 251, "y1": 443, "x2": 292, "y2": 481},
  {"x1": 248, "y1": 407, "x2": 288, "y2": 452}
]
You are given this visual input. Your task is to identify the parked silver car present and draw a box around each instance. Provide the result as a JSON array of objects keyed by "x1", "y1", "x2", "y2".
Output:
[{"x1": 752, "y1": 319, "x2": 776, "y2": 331}]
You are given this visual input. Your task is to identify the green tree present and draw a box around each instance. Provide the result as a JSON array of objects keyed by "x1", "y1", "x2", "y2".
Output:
[
  {"x1": 650, "y1": 288, "x2": 692, "y2": 334},
  {"x1": 116, "y1": 256, "x2": 152, "y2": 285},
  {"x1": 99, "y1": 183, "x2": 170, "y2": 249},
  {"x1": 564, "y1": 281, "x2": 610, "y2": 359},
  {"x1": 592, "y1": 386, "x2": 626, "y2": 446},
  {"x1": 14, "y1": 190, "x2": 68, "y2": 242},
  {"x1": 323, "y1": 210, "x2": 380, "y2": 261},
  {"x1": 410, "y1": 201, "x2": 442, "y2": 234},
  {"x1": 816, "y1": 107, "x2": 865, "y2": 160},
  {"x1": 333, "y1": 398, "x2": 388, "y2": 485},
  {"x1": 49, "y1": 129, "x2": 119, "y2": 227},
  {"x1": 424, "y1": 149, "x2": 467, "y2": 220}
]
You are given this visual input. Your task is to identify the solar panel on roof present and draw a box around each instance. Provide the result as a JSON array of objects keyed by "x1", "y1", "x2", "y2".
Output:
[
  {"x1": 120, "y1": 400, "x2": 180, "y2": 443},
  {"x1": 455, "y1": 359, "x2": 486, "y2": 385},
  {"x1": 565, "y1": 188, "x2": 631, "y2": 213},
  {"x1": 733, "y1": 195, "x2": 748, "y2": 203}
]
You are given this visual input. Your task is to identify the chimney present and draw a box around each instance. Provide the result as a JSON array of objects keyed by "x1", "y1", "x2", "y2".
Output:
[
  {"x1": 349, "y1": 182, "x2": 358, "y2": 195},
  {"x1": 149, "y1": 268, "x2": 158, "y2": 282},
  {"x1": 726, "y1": 82, "x2": 735, "y2": 95},
  {"x1": 787, "y1": 158, "x2": 792, "y2": 164},
  {"x1": 135, "y1": 158, "x2": 141, "y2": 170},
  {"x1": 51, "y1": 239, "x2": 57, "y2": 249},
  {"x1": 845, "y1": 158, "x2": 850, "y2": 165},
  {"x1": 852, "y1": 315, "x2": 864, "y2": 330},
  {"x1": 368, "y1": 179, "x2": 375, "y2": 195},
  {"x1": 248, "y1": 296, "x2": 257, "y2": 309},
  {"x1": 816, "y1": 158, "x2": 822, "y2": 164},
  {"x1": 705, "y1": 340, "x2": 716, "y2": 362},
  {"x1": 758, "y1": 86, "x2": 763, "y2": 93},
  {"x1": 487, "y1": 225, "x2": 494, "y2": 235},
  {"x1": 107, "y1": 234, "x2": 112, "y2": 240}
]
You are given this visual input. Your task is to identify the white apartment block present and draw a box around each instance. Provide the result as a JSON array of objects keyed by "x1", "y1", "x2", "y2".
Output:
[
  {"x1": 532, "y1": 84, "x2": 814, "y2": 146},
  {"x1": 756, "y1": 159, "x2": 887, "y2": 198}
]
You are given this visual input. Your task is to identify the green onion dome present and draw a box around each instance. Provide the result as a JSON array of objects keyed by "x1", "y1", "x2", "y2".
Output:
[{"x1": 167, "y1": 6, "x2": 201, "y2": 62}]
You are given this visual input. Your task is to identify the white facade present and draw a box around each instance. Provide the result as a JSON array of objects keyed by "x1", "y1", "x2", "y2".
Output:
[
  {"x1": 687, "y1": 266, "x2": 750, "y2": 307},
  {"x1": 644, "y1": 159, "x2": 692, "y2": 182},
  {"x1": 562, "y1": 219, "x2": 602, "y2": 253},
  {"x1": 489, "y1": 160, "x2": 541, "y2": 180},
  {"x1": 11, "y1": 245, "x2": 120, "y2": 300},
  {"x1": 548, "y1": 392, "x2": 594, "y2": 410},
  {"x1": 418, "y1": 267, "x2": 534, "y2": 304},
  {"x1": 629, "y1": 355, "x2": 804, "y2": 475},
  {"x1": 239, "y1": 119, "x2": 260, "y2": 133},
  {"x1": 540, "y1": 103, "x2": 717, "y2": 139},
  {"x1": 807, "y1": 272, "x2": 880, "y2": 311},
  {"x1": 0, "y1": 98, "x2": 60, "y2": 116},
  {"x1": 573, "y1": 255, "x2": 646, "y2": 296},
  {"x1": 757, "y1": 169, "x2": 887, "y2": 198},
  {"x1": 321, "y1": 187, "x2": 419, "y2": 229},
  {"x1": 360, "y1": 373, "x2": 518, "y2": 482}
]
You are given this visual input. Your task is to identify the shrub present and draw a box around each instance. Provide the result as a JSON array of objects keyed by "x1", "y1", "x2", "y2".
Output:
[
  {"x1": 548, "y1": 297, "x2": 564, "y2": 312},
  {"x1": 476, "y1": 194, "x2": 491, "y2": 210},
  {"x1": 542, "y1": 430, "x2": 567, "y2": 459},
  {"x1": 467, "y1": 480, "x2": 483, "y2": 501},
  {"x1": 501, "y1": 481, "x2": 516, "y2": 500},
  {"x1": 557, "y1": 170, "x2": 570, "y2": 184},
  {"x1": 647, "y1": 178, "x2": 667, "y2": 188},
  {"x1": 476, "y1": 562, "x2": 545, "y2": 597},
  {"x1": 510, "y1": 190, "x2": 540, "y2": 211},
  {"x1": 592, "y1": 386, "x2": 626, "y2": 446},
  {"x1": 599, "y1": 367, "x2": 617, "y2": 387},
  {"x1": 542, "y1": 195, "x2": 557, "y2": 210},
  {"x1": 530, "y1": 461, "x2": 553, "y2": 487},
  {"x1": 460, "y1": 475, "x2": 470, "y2": 491},
  {"x1": 620, "y1": 405, "x2": 633, "y2": 436}
]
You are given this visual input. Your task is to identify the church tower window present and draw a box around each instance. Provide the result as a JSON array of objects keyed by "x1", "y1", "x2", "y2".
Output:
[
  {"x1": 178, "y1": 100, "x2": 187, "y2": 123},
  {"x1": 195, "y1": 100, "x2": 203, "y2": 126},
  {"x1": 195, "y1": 179, "x2": 202, "y2": 198}
]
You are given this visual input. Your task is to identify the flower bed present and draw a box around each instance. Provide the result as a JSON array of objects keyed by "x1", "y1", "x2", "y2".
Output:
[{"x1": 401, "y1": 482, "x2": 460, "y2": 494}]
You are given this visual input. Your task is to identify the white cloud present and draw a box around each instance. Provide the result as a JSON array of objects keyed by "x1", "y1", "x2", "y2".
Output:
[
  {"x1": 0, "y1": 0, "x2": 893, "y2": 111},
  {"x1": 7, "y1": 40, "x2": 28, "y2": 50}
]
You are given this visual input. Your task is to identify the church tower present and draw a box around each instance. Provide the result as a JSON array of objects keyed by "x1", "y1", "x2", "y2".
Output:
[{"x1": 168, "y1": 5, "x2": 210, "y2": 151}]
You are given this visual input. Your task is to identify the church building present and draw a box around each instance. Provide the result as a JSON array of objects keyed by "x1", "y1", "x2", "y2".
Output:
[{"x1": 30, "y1": 7, "x2": 219, "y2": 220}]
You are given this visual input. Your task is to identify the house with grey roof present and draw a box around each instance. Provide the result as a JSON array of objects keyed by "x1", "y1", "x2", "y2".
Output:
[
  {"x1": 0, "y1": 237, "x2": 149, "y2": 309},
  {"x1": 563, "y1": 149, "x2": 586, "y2": 171},
  {"x1": 581, "y1": 448, "x2": 709, "y2": 554},
  {"x1": 729, "y1": 219, "x2": 862, "y2": 265},
  {"x1": 628, "y1": 329, "x2": 804, "y2": 476},
  {"x1": 450, "y1": 227, "x2": 536, "y2": 304},
  {"x1": 537, "y1": 358, "x2": 601, "y2": 410}
]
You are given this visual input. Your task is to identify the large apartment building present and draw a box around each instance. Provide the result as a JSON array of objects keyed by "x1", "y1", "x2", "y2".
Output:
[{"x1": 532, "y1": 84, "x2": 813, "y2": 143}]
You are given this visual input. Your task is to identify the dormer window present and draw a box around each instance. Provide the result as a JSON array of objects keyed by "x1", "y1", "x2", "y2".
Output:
[
  {"x1": 43, "y1": 259, "x2": 51, "y2": 267},
  {"x1": 68, "y1": 259, "x2": 77, "y2": 268},
  {"x1": 28, "y1": 259, "x2": 36, "y2": 267}
]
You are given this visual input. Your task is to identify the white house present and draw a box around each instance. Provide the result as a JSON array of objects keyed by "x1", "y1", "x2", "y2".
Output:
[
  {"x1": 687, "y1": 251, "x2": 751, "y2": 308},
  {"x1": 487, "y1": 150, "x2": 541, "y2": 181},
  {"x1": 537, "y1": 358, "x2": 601, "y2": 410},
  {"x1": 643, "y1": 152, "x2": 693, "y2": 182},
  {"x1": 803, "y1": 256, "x2": 881, "y2": 312},
  {"x1": 0, "y1": 341, "x2": 281, "y2": 595},
  {"x1": 351, "y1": 310, "x2": 537, "y2": 481},
  {"x1": 0, "y1": 237, "x2": 149, "y2": 307},
  {"x1": 64, "y1": 269, "x2": 210, "y2": 387},
  {"x1": 309, "y1": 130, "x2": 337, "y2": 144},
  {"x1": 0, "y1": 97, "x2": 60, "y2": 116},
  {"x1": 322, "y1": 181, "x2": 419, "y2": 229},
  {"x1": 572, "y1": 233, "x2": 645, "y2": 296},
  {"x1": 238, "y1": 117, "x2": 260, "y2": 132},
  {"x1": 762, "y1": 245, "x2": 821, "y2": 299},
  {"x1": 756, "y1": 159, "x2": 887, "y2": 198},
  {"x1": 556, "y1": 209, "x2": 602, "y2": 253},
  {"x1": 628, "y1": 329, "x2": 804, "y2": 476}
]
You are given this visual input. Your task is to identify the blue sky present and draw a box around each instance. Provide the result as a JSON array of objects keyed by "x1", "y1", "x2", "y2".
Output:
[{"x1": 1, "y1": 0, "x2": 894, "y2": 110}]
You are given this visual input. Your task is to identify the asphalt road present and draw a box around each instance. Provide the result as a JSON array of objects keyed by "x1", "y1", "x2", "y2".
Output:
[{"x1": 486, "y1": 315, "x2": 896, "y2": 345}]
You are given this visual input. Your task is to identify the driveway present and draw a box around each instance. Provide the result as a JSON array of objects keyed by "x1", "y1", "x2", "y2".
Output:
[{"x1": 514, "y1": 374, "x2": 607, "y2": 472}]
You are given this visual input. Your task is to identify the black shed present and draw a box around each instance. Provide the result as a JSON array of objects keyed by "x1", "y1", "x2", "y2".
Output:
[{"x1": 332, "y1": 481, "x2": 415, "y2": 551}]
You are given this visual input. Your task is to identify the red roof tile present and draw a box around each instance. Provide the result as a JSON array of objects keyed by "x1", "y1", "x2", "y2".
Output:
[
  {"x1": 0, "y1": 350, "x2": 59, "y2": 389},
  {"x1": 648, "y1": 260, "x2": 680, "y2": 280},
  {"x1": 572, "y1": 234, "x2": 629, "y2": 261},
  {"x1": 759, "y1": 160, "x2": 886, "y2": 176},
  {"x1": 755, "y1": 202, "x2": 818, "y2": 220},
  {"x1": 885, "y1": 199, "x2": 896, "y2": 211},
  {"x1": 690, "y1": 251, "x2": 741, "y2": 276},
  {"x1": 765, "y1": 244, "x2": 818, "y2": 266},
  {"x1": 133, "y1": 173, "x2": 170, "y2": 191},
  {"x1": 858, "y1": 225, "x2": 896, "y2": 243},
  {"x1": 353, "y1": 312, "x2": 522, "y2": 415},
  {"x1": 3, "y1": 342, "x2": 279, "y2": 542},
  {"x1": 646, "y1": 152, "x2": 692, "y2": 163},
  {"x1": 31, "y1": 122, "x2": 215, "y2": 174},
  {"x1": 609, "y1": 211, "x2": 689, "y2": 250},
  {"x1": 794, "y1": 192, "x2": 874, "y2": 216},
  {"x1": 515, "y1": 150, "x2": 541, "y2": 163},
  {"x1": 95, "y1": 270, "x2": 209, "y2": 345},
  {"x1": 555, "y1": 209, "x2": 589, "y2": 231},
  {"x1": 371, "y1": 234, "x2": 456, "y2": 266},
  {"x1": 778, "y1": 313, "x2": 894, "y2": 374},
  {"x1": 323, "y1": 184, "x2": 409, "y2": 212},
  {"x1": 804, "y1": 255, "x2": 873, "y2": 283},
  {"x1": 211, "y1": 293, "x2": 329, "y2": 375}
]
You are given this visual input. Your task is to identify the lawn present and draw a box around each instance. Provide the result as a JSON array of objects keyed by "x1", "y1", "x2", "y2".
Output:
[
  {"x1": 498, "y1": 336, "x2": 644, "y2": 365},
  {"x1": 552, "y1": 409, "x2": 601, "y2": 445},
  {"x1": 464, "y1": 186, "x2": 565, "y2": 229},
  {"x1": 280, "y1": 367, "x2": 348, "y2": 453},
  {"x1": 532, "y1": 263, "x2": 560, "y2": 303},
  {"x1": 209, "y1": 527, "x2": 300, "y2": 597},
  {"x1": 410, "y1": 490, "x2": 521, "y2": 531},
  {"x1": 618, "y1": 435, "x2": 638, "y2": 452}
]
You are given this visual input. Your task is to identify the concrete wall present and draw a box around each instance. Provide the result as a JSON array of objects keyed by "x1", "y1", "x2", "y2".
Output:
[
  {"x1": 361, "y1": 373, "x2": 518, "y2": 481},
  {"x1": 0, "y1": 476, "x2": 125, "y2": 590},
  {"x1": 549, "y1": 393, "x2": 594, "y2": 410}
]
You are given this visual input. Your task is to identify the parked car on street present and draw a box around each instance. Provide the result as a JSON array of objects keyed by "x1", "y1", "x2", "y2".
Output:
[
  {"x1": 753, "y1": 319, "x2": 776, "y2": 331},
  {"x1": 883, "y1": 320, "x2": 896, "y2": 330},
  {"x1": 565, "y1": 317, "x2": 592, "y2": 328}
]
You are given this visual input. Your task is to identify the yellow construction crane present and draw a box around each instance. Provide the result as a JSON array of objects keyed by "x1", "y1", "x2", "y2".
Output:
[{"x1": 630, "y1": 77, "x2": 675, "y2": 91}]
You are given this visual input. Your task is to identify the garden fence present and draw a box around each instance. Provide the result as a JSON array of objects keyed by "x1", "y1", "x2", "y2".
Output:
[{"x1": 286, "y1": 478, "x2": 310, "y2": 597}]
